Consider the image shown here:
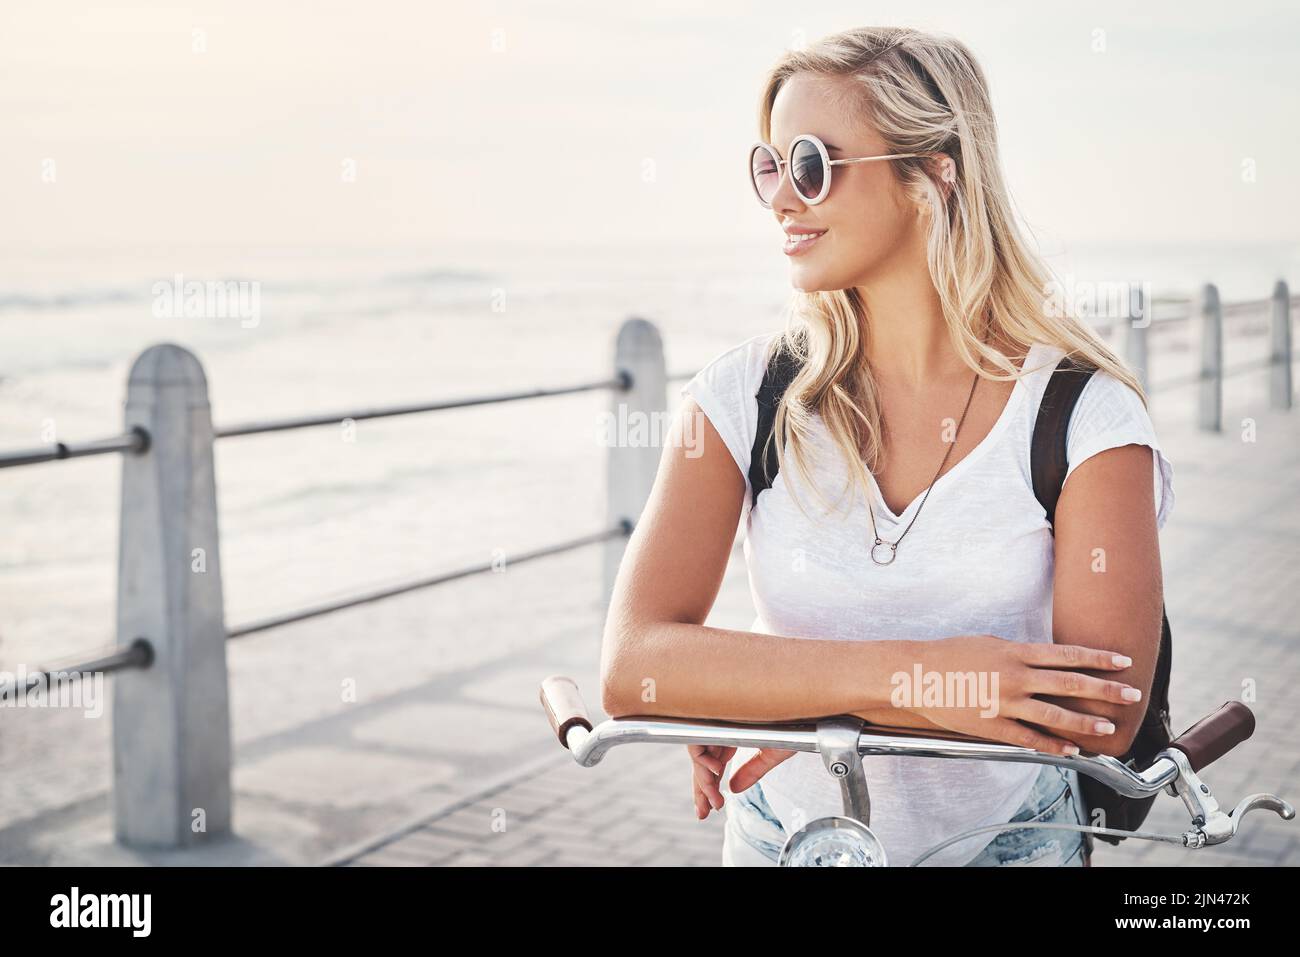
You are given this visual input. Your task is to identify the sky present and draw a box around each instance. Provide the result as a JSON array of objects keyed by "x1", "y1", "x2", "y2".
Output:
[{"x1": 2, "y1": 0, "x2": 1297, "y2": 252}]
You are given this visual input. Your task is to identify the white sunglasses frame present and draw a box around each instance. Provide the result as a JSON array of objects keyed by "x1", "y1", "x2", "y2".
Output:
[{"x1": 749, "y1": 134, "x2": 930, "y2": 208}]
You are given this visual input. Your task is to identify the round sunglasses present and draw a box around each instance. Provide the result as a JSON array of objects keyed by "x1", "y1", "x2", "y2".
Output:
[{"x1": 749, "y1": 134, "x2": 928, "y2": 207}]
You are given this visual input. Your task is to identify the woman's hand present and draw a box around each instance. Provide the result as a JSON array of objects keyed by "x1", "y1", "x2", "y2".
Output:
[
  {"x1": 900, "y1": 635, "x2": 1143, "y2": 755},
  {"x1": 690, "y1": 744, "x2": 798, "y2": 817},
  {"x1": 728, "y1": 748, "x2": 796, "y2": 794},
  {"x1": 689, "y1": 745, "x2": 735, "y2": 819}
]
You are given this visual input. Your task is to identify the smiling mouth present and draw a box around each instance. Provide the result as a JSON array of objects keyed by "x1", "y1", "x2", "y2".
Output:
[{"x1": 783, "y1": 229, "x2": 827, "y2": 256}]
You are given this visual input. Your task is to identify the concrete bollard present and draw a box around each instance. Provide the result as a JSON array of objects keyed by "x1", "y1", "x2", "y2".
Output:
[
  {"x1": 115, "y1": 344, "x2": 232, "y2": 848},
  {"x1": 1270, "y1": 280, "x2": 1292, "y2": 411},
  {"x1": 604, "y1": 318, "x2": 666, "y2": 605},
  {"x1": 1197, "y1": 283, "x2": 1222, "y2": 432}
]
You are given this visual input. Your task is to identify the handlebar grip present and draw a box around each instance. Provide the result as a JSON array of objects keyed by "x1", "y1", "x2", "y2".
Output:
[
  {"x1": 539, "y1": 675, "x2": 593, "y2": 749},
  {"x1": 1168, "y1": 701, "x2": 1255, "y2": 773}
]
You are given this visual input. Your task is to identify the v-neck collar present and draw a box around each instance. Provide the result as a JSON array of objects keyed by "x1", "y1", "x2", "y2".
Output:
[{"x1": 866, "y1": 342, "x2": 1041, "y2": 525}]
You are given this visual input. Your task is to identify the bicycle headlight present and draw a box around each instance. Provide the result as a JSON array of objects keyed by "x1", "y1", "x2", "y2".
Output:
[{"x1": 778, "y1": 815, "x2": 888, "y2": 867}]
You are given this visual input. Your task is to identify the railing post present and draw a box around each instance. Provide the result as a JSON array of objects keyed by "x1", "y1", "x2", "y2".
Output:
[
  {"x1": 604, "y1": 318, "x2": 666, "y2": 605},
  {"x1": 1125, "y1": 283, "x2": 1150, "y2": 393},
  {"x1": 1270, "y1": 280, "x2": 1292, "y2": 410},
  {"x1": 115, "y1": 344, "x2": 232, "y2": 848},
  {"x1": 1197, "y1": 283, "x2": 1222, "y2": 432}
]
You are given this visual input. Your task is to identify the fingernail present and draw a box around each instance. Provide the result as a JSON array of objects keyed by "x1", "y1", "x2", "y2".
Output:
[
  {"x1": 1121, "y1": 687, "x2": 1143, "y2": 702},
  {"x1": 1094, "y1": 721, "x2": 1116, "y2": 735},
  {"x1": 1112, "y1": 654, "x2": 1132, "y2": 668},
  {"x1": 1062, "y1": 744, "x2": 1080, "y2": 755}
]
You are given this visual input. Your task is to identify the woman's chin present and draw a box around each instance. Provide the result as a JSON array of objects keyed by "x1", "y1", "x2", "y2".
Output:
[{"x1": 790, "y1": 268, "x2": 837, "y2": 294}]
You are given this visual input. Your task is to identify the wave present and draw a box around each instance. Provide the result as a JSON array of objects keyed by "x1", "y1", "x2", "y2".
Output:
[
  {"x1": 0, "y1": 289, "x2": 139, "y2": 313},
  {"x1": 382, "y1": 269, "x2": 495, "y2": 284},
  {"x1": 0, "y1": 269, "x2": 498, "y2": 315}
]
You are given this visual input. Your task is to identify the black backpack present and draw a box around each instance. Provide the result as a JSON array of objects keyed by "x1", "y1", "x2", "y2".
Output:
[{"x1": 748, "y1": 345, "x2": 1174, "y2": 845}]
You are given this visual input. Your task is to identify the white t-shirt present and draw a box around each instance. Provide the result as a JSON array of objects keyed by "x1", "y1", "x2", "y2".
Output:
[{"x1": 680, "y1": 331, "x2": 1175, "y2": 866}]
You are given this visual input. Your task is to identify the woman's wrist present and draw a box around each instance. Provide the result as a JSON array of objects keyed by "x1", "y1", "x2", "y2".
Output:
[
  {"x1": 851, "y1": 706, "x2": 945, "y2": 731},
  {"x1": 845, "y1": 638, "x2": 926, "y2": 715}
]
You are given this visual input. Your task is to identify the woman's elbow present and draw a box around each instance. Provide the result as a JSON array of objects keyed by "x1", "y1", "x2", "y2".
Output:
[
  {"x1": 1082, "y1": 719, "x2": 1142, "y2": 759},
  {"x1": 599, "y1": 665, "x2": 634, "y2": 718},
  {"x1": 1039, "y1": 694, "x2": 1145, "y2": 757},
  {"x1": 599, "y1": 621, "x2": 645, "y2": 718},
  {"x1": 601, "y1": 663, "x2": 652, "y2": 718}
]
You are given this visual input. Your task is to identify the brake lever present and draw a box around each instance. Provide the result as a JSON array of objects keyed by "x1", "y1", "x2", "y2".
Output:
[
  {"x1": 1158, "y1": 748, "x2": 1295, "y2": 846},
  {"x1": 1226, "y1": 793, "x2": 1296, "y2": 834},
  {"x1": 1183, "y1": 792, "x2": 1294, "y2": 848}
]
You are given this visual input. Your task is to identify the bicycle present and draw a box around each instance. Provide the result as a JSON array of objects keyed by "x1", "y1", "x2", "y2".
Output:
[{"x1": 539, "y1": 676, "x2": 1295, "y2": 866}]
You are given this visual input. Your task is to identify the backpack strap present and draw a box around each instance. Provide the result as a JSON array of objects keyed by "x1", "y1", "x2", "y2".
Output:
[
  {"x1": 1030, "y1": 353, "x2": 1098, "y2": 530},
  {"x1": 748, "y1": 344, "x2": 802, "y2": 509}
]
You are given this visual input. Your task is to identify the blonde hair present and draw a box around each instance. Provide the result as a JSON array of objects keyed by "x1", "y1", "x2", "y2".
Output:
[{"x1": 757, "y1": 26, "x2": 1145, "y2": 519}]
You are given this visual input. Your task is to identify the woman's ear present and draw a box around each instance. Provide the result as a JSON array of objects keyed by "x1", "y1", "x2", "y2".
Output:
[{"x1": 929, "y1": 152, "x2": 957, "y2": 201}]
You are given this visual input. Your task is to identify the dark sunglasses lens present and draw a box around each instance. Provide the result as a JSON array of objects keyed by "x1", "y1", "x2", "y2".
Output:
[
  {"x1": 751, "y1": 146, "x2": 780, "y2": 204},
  {"x1": 791, "y1": 139, "x2": 825, "y2": 201}
]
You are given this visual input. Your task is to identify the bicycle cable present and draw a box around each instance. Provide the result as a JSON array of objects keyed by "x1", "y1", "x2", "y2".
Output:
[{"x1": 907, "y1": 820, "x2": 1190, "y2": 867}]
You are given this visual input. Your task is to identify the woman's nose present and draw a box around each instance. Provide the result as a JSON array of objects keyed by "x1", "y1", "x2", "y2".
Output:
[{"x1": 770, "y1": 163, "x2": 807, "y2": 215}]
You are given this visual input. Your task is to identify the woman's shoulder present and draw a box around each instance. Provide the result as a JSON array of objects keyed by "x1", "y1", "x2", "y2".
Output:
[
  {"x1": 1019, "y1": 341, "x2": 1150, "y2": 419},
  {"x1": 693, "y1": 330, "x2": 784, "y2": 380},
  {"x1": 680, "y1": 330, "x2": 784, "y2": 406},
  {"x1": 1026, "y1": 342, "x2": 1175, "y2": 530},
  {"x1": 1023, "y1": 341, "x2": 1154, "y2": 433},
  {"x1": 677, "y1": 330, "x2": 784, "y2": 498}
]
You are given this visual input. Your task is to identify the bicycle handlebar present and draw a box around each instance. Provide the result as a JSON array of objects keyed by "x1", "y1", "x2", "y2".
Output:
[
  {"x1": 539, "y1": 675, "x2": 593, "y2": 748},
  {"x1": 1168, "y1": 700, "x2": 1255, "y2": 772},
  {"x1": 539, "y1": 676, "x2": 1186, "y2": 797},
  {"x1": 542, "y1": 678, "x2": 1270, "y2": 798}
]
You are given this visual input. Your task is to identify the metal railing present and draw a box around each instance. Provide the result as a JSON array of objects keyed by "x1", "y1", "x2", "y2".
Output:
[
  {"x1": 0, "y1": 279, "x2": 1294, "y2": 851},
  {"x1": 0, "y1": 315, "x2": 667, "y2": 849},
  {"x1": 0, "y1": 426, "x2": 149, "y2": 468}
]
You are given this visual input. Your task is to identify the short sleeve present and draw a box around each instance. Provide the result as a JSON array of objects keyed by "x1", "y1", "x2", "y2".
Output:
[
  {"x1": 678, "y1": 332, "x2": 780, "y2": 505},
  {"x1": 1063, "y1": 371, "x2": 1175, "y2": 529}
]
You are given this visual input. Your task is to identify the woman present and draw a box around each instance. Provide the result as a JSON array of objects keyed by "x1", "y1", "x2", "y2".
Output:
[{"x1": 599, "y1": 26, "x2": 1173, "y2": 867}]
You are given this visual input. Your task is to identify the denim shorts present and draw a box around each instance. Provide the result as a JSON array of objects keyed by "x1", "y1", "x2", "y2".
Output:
[{"x1": 722, "y1": 763, "x2": 1091, "y2": 867}]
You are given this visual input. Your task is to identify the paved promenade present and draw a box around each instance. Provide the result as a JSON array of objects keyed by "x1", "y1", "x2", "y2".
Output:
[
  {"x1": 2, "y1": 375, "x2": 1297, "y2": 867},
  {"x1": 339, "y1": 384, "x2": 1300, "y2": 868}
]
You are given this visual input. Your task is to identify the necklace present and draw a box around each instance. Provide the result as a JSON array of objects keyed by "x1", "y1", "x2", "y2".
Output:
[{"x1": 868, "y1": 368, "x2": 981, "y2": 566}]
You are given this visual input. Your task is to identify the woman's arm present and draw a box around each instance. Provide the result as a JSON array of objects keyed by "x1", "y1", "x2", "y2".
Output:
[
  {"x1": 1038, "y1": 443, "x2": 1164, "y2": 756},
  {"x1": 600, "y1": 398, "x2": 920, "y2": 723}
]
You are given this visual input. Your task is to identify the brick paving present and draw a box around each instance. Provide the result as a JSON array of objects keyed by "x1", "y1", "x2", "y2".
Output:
[
  {"x1": 334, "y1": 745, "x2": 724, "y2": 867},
  {"x1": 338, "y1": 395, "x2": 1300, "y2": 868}
]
